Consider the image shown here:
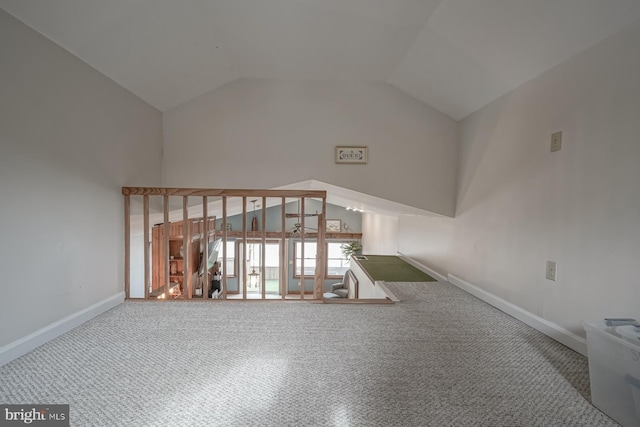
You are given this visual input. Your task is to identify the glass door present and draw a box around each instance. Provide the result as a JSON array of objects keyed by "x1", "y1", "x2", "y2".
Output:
[{"x1": 244, "y1": 241, "x2": 281, "y2": 299}]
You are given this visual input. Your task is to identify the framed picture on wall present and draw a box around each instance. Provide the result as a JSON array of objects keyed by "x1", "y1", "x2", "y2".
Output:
[
  {"x1": 326, "y1": 219, "x2": 342, "y2": 232},
  {"x1": 335, "y1": 146, "x2": 368, "y2": 164}
]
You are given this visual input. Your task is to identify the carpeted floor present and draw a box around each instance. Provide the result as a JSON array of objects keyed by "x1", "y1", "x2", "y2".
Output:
[
  {"x1": 354, "y1": 255, "x2": 436, "y2": 282},
  {"x1": 0, "y1": 281, "x2": 618, "y2": 426}
]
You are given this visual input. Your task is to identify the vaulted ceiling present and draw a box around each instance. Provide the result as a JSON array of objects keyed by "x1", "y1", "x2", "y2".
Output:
[{"x1": 3, "y1": 0, "x2": 640, "y2": 120}]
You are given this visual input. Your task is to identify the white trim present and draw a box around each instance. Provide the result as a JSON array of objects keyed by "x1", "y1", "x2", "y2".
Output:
[
  {"x1": 396, "y1": 252, "x2": 448, "y2": 282},
  {"x1": 0, "y1": 292, "x2": 125, "y2": 366},
  {"x1": 447, "y1": 274, "x2": 587, "y2": 356},
  {"x1": 376, "y1": 281, "x2": 400, "y2": 302}
]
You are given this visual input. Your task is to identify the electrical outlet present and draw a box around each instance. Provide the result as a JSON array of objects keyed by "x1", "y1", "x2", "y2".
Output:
[
  {"x1": 551, "y1": 131, "x2": 562, "y2": 152},
  {"x1": 546, "y1": 261, "x2": 557, "y2": 281}
]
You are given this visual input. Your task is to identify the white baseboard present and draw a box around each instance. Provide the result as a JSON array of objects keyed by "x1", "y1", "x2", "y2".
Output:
[
  {"x1": 396, "y1": 252, "x2": 448, "y2": 282},
  {"x1": 0, "y1": 292, "x2": 124, "y2": 366},
  {"x1": 447, "y1": 274, "x2": 587, "y2": 356},
  {"x1": 376, "y1": 281, "x2": 400, "y2": 302}
]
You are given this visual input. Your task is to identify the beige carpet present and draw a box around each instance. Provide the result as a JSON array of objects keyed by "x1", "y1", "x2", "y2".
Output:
[{"x1": 0, "y1": 281, "x2": 618, "y2": 426}]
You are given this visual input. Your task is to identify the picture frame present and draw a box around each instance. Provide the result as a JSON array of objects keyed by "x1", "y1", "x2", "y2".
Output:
[
  {"x1": 335, "y1": 146, "x2": 368, "y2": 164},
  {"x1": 326, "y1": 219, "x2": 342, "y2": 232}
]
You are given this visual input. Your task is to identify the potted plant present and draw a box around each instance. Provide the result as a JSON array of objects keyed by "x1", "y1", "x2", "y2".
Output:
[{"x1": 341, "y1": 240, "x2": 362, "y2": 260}]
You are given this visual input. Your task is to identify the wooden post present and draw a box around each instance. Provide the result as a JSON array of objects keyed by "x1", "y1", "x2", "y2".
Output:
[
  {"x1": 122, "y1": 187, "x2": 328, "y2": 301},
  {"x1": 315, "y1": 197, "x2": 327, "y2": 299},
  {"x1": 242, "y1": 197, "x2": 247, "y2": 300},
  {"x1": 124, "y1": 195, "x2": 130, "y2": 299},
  {"x1": 163, "y1": 195, "x2": 170, "y2": 300},
  {"x1": 203, "y1": 196, "x2": 209, "y2": 300},
  {"x1": 300, "y1": 197, "x2": 305, "y2": 300},
  {"x1": 222, "y1": 196, "x2": 227, "y2": 300},
  {"x1": 183, "y1": 197, "x2": 190, "y2": 299},
  {"x1": 281, "y1": 196, "x2": 286, "y2": 300},
  {"x1": 261, "y1": 196, "x2": 266, "y2": 300},
  {"x1": 143, "y1": 195, "x2": 150, "y2": 300}
]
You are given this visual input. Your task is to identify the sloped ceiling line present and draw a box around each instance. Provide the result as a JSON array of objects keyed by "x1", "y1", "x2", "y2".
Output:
[{"x1": 2, "y1": 1, "x2": 639, "y2": 119}]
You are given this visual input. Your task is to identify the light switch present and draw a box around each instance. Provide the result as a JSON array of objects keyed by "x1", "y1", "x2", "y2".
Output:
[
  {"x1": 546, "y1": 261, "x2": 557, "y2": 281},
  {"x1": 551, "y1": 132, "x2": 562, "y2": 152}
]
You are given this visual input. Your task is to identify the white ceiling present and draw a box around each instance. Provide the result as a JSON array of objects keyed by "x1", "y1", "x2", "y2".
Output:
[{"x1": 3, "y1": 0, "x2": 640, "y2": 120}]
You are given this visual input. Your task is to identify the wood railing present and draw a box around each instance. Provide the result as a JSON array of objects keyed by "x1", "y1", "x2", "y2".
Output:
[{"x1": 123, "y1": 187, "x2": 327, "y2": 301}]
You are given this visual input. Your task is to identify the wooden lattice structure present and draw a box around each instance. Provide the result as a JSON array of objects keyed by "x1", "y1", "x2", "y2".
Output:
[{"x1": 123, "y1": 187, "x2": 328, "y2": 300}]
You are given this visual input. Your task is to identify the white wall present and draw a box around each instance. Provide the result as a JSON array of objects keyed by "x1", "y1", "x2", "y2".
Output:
[
  {"x1": 162, "y1": 79, "x2": 458, "y2": 217},
  {"x1": 0, "y1": 10, "x2": 163, "y2": 347},
  {"x1": 362, "y1": 213, "x2": 398, "y2": 255},
  {"x1": 398, "y1": 19, "x2": 640, "y2": 338},
  {"x1": 348, "y1": 261, "x2": 386, "y2": 300}
]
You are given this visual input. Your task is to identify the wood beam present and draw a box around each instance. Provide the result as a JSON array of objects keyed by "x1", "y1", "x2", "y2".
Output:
[
  {"x1": 123, "y1": 187, "x2": 326, "y2": 199},
  {"x1": 163, "y1": 195, "x2": 170, "y2": 300},
  {"x1": 124, "y1": 195, "x2": 130, "y2": 299},
  {"x1": 315, "y1": 196, "x2": 327, "y2": 299},
  {"x1": 203, "y1": 196, "x2": 209, "y2": 300},
  {"x1": 261, "y1": 196, "x2": 266, "y2": 300},
  {"x1": 242, "y1": 197, "x2": 247, "y2": 300},
  {"x1": 300, "y1": 197, "x2": 305, "y2": 300},
  {"x1": 183, "y1": 197, "x2": 191, "y2": 299},
  {"x1": 281, "y1": 196, "x2": 286, "y2": 300},
  {"x1": 125, "y1": 187, "x2": 336, "y2": 302},
  {"x1": 222, "y1": 196, "x2": 227, "y2": 300},
  {"x1": 217, "y1": 231, "x2": 362, "y2": 239},
  {"x1": 143, "y1": 195, "x2": 150, "y2": 300}
]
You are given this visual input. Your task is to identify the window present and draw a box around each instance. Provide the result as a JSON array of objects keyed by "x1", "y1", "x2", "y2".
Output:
[
  {"x1": 294, "y1": 241, "x2": 317, "y2": 277},
  {"x1": 221, "y1": 240, "x2": 236, "y2": 277},
  {"x1": 294, "y1": 241, "x2": 353, "y2": 279},
  {"x1": 327, "y1": 241, "x2": 350, "y2": 278}
]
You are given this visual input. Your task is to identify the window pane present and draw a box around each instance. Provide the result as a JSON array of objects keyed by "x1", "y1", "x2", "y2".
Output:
[
  {"x1": 222, "y1": 241, "x2": 235, "y2": 277},
  {"x1": 224, "y1": 259, "x2": 234, "y2": 276},
  {"x1": 295, "y1": 261, "x2": 317, "y2": 276},
  {"x1": 327, "y1": 242, "x2": 344, "y2": 258},
  {"x1": 264, "y1": 244, "x2": 279, "y2": 267},
  {"x1": 301, "y1": 242, "x2": 317, "y2": 257},
  {"x1": 294, "y1": 241, "x2": 317, "y2": 277},
  {"x1": 295, "y1": 242, "x2": 317, "y2": 257},
  {"x1": 328, "y1": 266, "x2": 348, "y2": 276},
  {"x1": 327, "y1": 242, "x2": 351, "y2": 277}
]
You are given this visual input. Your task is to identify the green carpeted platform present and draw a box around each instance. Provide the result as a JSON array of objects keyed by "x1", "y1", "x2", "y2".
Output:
[{"x1": 354, "y1": 255, "x2": 436, "y2": 282}]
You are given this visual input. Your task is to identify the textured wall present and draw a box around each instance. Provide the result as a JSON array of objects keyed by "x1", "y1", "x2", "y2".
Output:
[
  {"x1": 162, "y1": 79, "x2": 458, "y2": 217},
  {"x1": 0, "y1": 10, "x2": 163, "y2": 346},
  {"x1": 398, "y1": 19, "x2": 640, "y2": 337}
]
